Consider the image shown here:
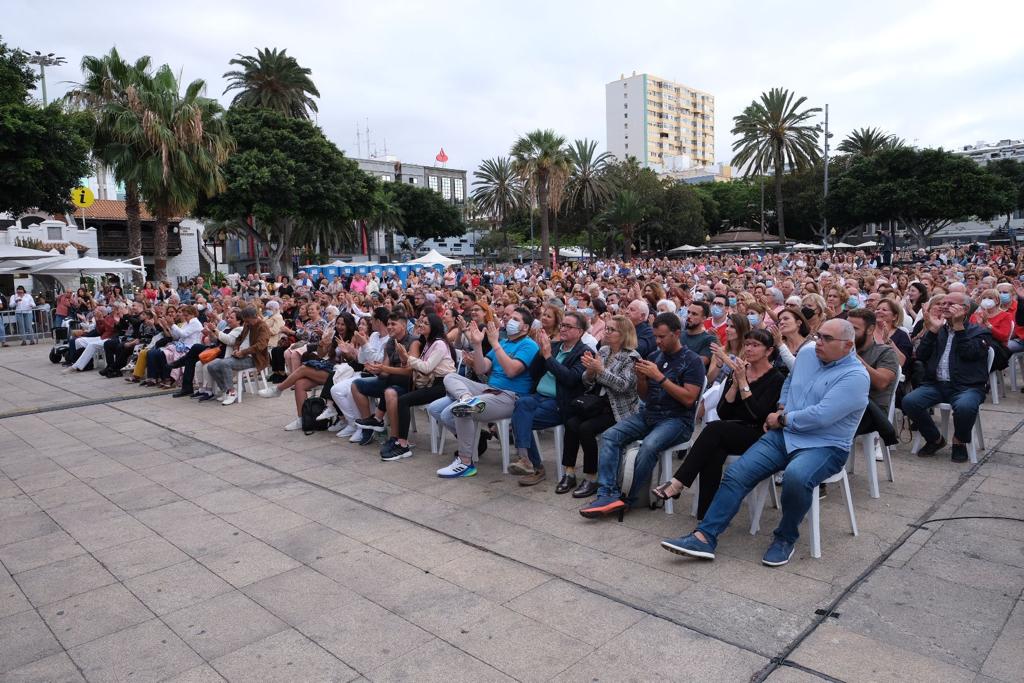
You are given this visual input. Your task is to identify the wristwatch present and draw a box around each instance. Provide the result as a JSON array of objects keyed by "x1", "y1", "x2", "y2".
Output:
[
  {"x1": 741, "y1": 385, "x2": 751, "y2": 394},
  {"x1": 779, "y1": 412, "x2": 787, "y2": 427}
]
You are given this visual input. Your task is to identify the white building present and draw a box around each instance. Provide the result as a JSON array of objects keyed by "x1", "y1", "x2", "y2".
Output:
[{"x1": 955, "y1": 139, "x2": 1024, "y2": 166}]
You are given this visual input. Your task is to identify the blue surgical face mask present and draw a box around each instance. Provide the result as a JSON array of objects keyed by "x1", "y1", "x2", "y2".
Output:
[
  {"x1": 710, "y1": 305, "x2": 725, "y2": 319},
  {"x1": 505, "y1": 319, "x2": 522, "y2": 337},
  {"x1": 846, "y1": 296, "x2": 859, "y2": 309},
  {"x1": 728, "y1": 297, "x2": 737, "y2": 306},
  {"x1": 765, "y1": 280, "x2": 774, "y2": 287},
  {"x1": 747, "y1": 313, "x2": 761, "y2": 326},
  {"x1": 999, "y1": 292, "x2": 1012, "y2": 304}
]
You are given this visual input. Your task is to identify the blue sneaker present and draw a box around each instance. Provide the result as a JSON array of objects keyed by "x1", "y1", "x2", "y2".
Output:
[
  {"x1": 452, "y1": 397, "x2": 486, "y2": 417},
  {"x1": 762, "y1": 537, "x2": 796, "y2": 566},
  {"x1": 357, "y1": 429, "x2": 376, "y2": 446},
  {"x1": 661, "y1": 533, "x2": 716, "y2": 560}
]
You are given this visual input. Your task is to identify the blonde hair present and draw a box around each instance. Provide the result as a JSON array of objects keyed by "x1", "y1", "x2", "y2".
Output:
[{"x1": 609, "y1": 314, "x2": 637, "y2": 351}]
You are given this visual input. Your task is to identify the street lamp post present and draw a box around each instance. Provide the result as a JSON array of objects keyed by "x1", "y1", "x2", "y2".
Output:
[
  {"x1": 26, "y1": 51, "x2": 66, "y2": 105},
  {"x1": 830, "y1": 227, "x2": 837, "y2": 250}
]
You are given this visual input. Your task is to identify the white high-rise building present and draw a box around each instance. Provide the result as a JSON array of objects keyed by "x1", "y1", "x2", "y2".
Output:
[{"x1": 605, "y1": 72, "x2": 715, "y2": 170}]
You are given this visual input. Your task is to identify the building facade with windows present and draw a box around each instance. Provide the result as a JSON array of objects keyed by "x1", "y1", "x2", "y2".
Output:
[
  {"x1": 954, "y1": 139, "x2": 1024, "y2": 166},
  {"x1": 605, "y1": 72, "x2": 715, "y2": 170},
  {"x1": 353, "y1": 156, "x2": 467, "y2": 205}
]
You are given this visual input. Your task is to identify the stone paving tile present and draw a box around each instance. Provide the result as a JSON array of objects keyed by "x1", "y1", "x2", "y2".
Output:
[
  {"x1": 92, "y1": 535, "x2": 191, "y2": 581},
  {"x1": 0, "y1": 609, "x2": 65, "y2": 674},
  {"x1": 39, "y1": 582, "x2": 153, "y2": 649},
  {"x1": 430, "y1": 547, "x2": 551, "y2": 603},
  {"x1": 124, "y1": 559, "x2": 234, "y2": 616},
  {"x1": 980, "y1": 598, "x2": 1024, "y2": 682},
  {"x1": 367, "y1": 525, "x2": 477, "y2": 571},
  {"x1": 211, "y1": 628, "x2": 359, "y2": 682},
  {"x1": 0, "y1": 511, "x2": 61, "y2": 547},
  {"x1": 197, "y1": 538, "x2": 302, "y2": 588},
  {"x1": 68, "y1": 618, "x2": 204, "y2": 682},
  {"x1": 165, "y1": 664, "x2": 227, "y2": 682},
  {"x1": 763, "y1": 666, "x2": 830, "y2": 682},
  {"x1": 365, "y1": 638, "x2": 513, "y2": 682},
  {"x1": 0, "y1": 495, "x2": 40, "y2": 520},
  {"x1": 505, "y1": 579, "x2": 646, "y2": 647},
  {"x1": 13, "y1": 553, "x2": 117, "y2": 607},
  {"x1": 0, "y1": 570, "x2": 33, "y2": 619},
  {"x1": 218, "y1": 501, "x2": 309, "y2": 540},
  {"x1": 164, "y1": 590, "x2": 288, "y2": 661},
  {"x1": 0, "y1": 530, "x2": 85, "y2": 574},
  {"x1": 61, "y1": 512, "x2": 155, "y2": 553},
  {"x1": 1, "y1": 651, "x2": 86, "y2": 682},
  {"x1": 241, "y1": 565, "x2": 359, "y2": 626},
  {"x1": 262, "y1": 521, "x2": 363, "y2": 566}
]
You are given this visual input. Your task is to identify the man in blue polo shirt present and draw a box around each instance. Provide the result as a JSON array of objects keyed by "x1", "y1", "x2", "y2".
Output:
[
  {"x1": 429, "y1": 307, "x2": 540, "y2": 479},
  {"x1": 581, "y1": 312, "x2": 705, "y2": 519}
]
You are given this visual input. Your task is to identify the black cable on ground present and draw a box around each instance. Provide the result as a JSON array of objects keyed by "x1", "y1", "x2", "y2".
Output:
[{"x1": 912, "y1": 515, "x2": 1024, "y2": 528}]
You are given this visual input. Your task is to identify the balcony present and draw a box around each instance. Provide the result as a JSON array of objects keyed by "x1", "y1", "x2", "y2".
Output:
[{"x1": 98, "y1": 229, "x2": 182, "y2": 257}]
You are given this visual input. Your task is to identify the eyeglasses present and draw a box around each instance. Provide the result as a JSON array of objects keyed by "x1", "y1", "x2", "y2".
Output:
[
  {"x1": 559, "y1": 323, "x2": 580, "y2": 330},
  {"x1": 813, "y1": 332, "x2": 849, "y2": 344}
]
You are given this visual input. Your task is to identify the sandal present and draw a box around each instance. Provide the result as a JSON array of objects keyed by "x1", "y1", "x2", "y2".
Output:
[{"x1": 651, "y1": 482, "x2": 681, "y2": 501}]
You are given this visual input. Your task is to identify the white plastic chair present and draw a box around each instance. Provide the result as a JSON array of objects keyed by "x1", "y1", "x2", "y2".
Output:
[
  {"x1": 234, "y1": 367, "x2": 270, "y2": 404},
  {"x1": 654, "y1": 378, "x2": 707, "y2": 515},
  {"x1": 909, "y1": 347, "x2": 993, "y2": 464},
  {"x1": 1009, "y1": 351, "x2": 1024, "y2": 392},
  {"x1": 848, "y1": 368, "x2": 901, "y2": 498},
  {"x1": 808, "y1": 467, "x2": 859, "y2": 558},
  {"x1": 534, "y1": 425, "x2": 565, "y2": 478},
  {"x1": 686, "y1": 454, "x2": 777, "y2": 535},
  {"x1": 432, "y1": 413, "x2": 512, "y2": 472}
]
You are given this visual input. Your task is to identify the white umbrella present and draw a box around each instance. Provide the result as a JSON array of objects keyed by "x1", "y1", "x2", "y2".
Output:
[
  {"x1": 833, "y1": 242, "x2": 856, "y2": 249},
  {"x1": 26, "y1": 256, "x2": 144, "y2": 275},
  {"x1": 669, "y1": 244, "x2": 698, "y2": 253},
  {"x1": 405, "y1": 249, "x2": 461, "y2": 266},
  {"x1": 856, "y1": 240, "x2": 878, "y2": 247},
  {"x1": 791, "y1": 242, "x2": 825, "y2": 250},
  {"x1": 0, "y1": 243, "x2": 55, "y2": 260}
]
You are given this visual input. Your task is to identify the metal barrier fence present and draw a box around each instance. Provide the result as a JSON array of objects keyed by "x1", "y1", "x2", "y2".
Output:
[{"x1": 0, "y1": 307, "x2": 54, "y2": 343}]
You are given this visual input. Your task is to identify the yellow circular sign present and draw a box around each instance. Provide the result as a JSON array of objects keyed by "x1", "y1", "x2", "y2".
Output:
[{"x1": 70, "y1": 186, "x2": 95, "y2": 208}]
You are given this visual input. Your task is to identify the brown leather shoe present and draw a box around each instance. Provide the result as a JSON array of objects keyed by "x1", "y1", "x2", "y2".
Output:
[{"x1": 518, "y1": 466, "x2": 546, "y2": 487}]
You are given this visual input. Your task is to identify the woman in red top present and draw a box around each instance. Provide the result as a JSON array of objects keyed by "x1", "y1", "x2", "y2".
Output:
[
  {"x1": 971, "y1": 288, "x2": 1012, "y2": 345},
  {"x1": 141, "y1": 281, "x2": 158, "y2": 303}
]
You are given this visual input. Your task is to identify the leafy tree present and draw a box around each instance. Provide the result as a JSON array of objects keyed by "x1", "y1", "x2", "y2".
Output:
[
  {"x1": 987, "y1": 158, "x2": 1024, "y2": 225},
  {"x1": 599, "y1": 189, "x2": 648, "y2": 259},
  {"x1": 827, "y1": 147, "x2": 1016, "y2": 246},
  {"x1": 693, "y1": 179, "x2": 760, "y2": 234},
  {"x1": 67, "y1": 48, "x2": 154, "y2": 280},
  {"x1": 837, "y1": 127, "x2": 904, "y2": 157},
  {"x1": 564, "y1": 139, "x2": 613, "y2": 257},
  {"x1": 199, "y1": 108, "x2": 376, "y2": 276},
  {"x1": 390, "y1": 181, "x2": 464, "y2": 251},
  {"x1": 471, "y1": 156, "x2": 522, "y2": 252},
  {"x1": 731, "y1": 88, "x2": 822, "y2": 244},
  {"x1": 651, "y1": 182, "x2": 704, "y2": 249},
  {"x1": 0, "y1": 37, "x2": 91, "y2": 217},
  {"x1": 371, "y1": 184, "x2": 404, "y2": 261},
  {"x1": 223, "y1": 47, "x2": 320, "y2": 120},
  {"x1": 510, "y1": 129, "x2": 570, "y2": 266}
]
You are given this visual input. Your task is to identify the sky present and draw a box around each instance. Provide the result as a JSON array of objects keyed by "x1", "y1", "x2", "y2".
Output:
[{"x1": 6, "y1": 0, "x2": 1024, "y2": 182}]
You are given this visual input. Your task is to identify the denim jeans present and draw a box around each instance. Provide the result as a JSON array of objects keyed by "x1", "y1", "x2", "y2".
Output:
[
  {"x1": 15, "y1": 311, "x2": 33, "y2": 340},
  {"x1": 696, "y1": 429, "x2": 849, "y2": 546},
  {"x1": 901, "y1": 382, "x2": 985, "y2": 444},
  {"x1": 511, "y1": 394, "x2": 562, "y2": 468},
  {"x1": 596, "y1": 411, "x2": 692, "y2": 505}
]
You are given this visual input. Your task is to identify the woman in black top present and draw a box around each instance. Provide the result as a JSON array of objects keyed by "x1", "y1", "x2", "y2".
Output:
[{"x1": 652, "y1": 328, "x2": 785, "y2": 519}]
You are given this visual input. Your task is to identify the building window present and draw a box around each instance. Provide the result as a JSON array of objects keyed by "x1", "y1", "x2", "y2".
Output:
[
  {"x1": 624, "y1": 123, "x2": 628, "y2": 129},
  {"x1": 441, "y1": 176, "x2": 452, "y2": 199},
  {"x1": 408, "y1": 177, "x2": 417, "y2": 184},
  {"x1": 624, "y1": 103, "x2": 628, "y2": 109},
  {"x1": 624, "y1": 113, "x2": 628, "y2": 119},
  {"x1": 380, "y1": 174, "x2": 392, "y2": 182},
  {"x1": 428, "y1": 175, "x2": 439, "y2": 192},
  {"x1": 454, "y1": 178, "x2": 465, "y2": 202},
  {"x1": 624, "y1": 143, "x2": 628, "y2": 149},
  {"x1": 47, "y1": 225, "x2": 63, "y2": 240},
  {"x1": 450, "y1": 244, "x2": 462, "y2": 252}
]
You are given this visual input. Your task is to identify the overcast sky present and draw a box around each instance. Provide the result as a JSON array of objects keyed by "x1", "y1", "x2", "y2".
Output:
[{"x1": 7, "y1": 0, "x2": 1023, "y2": 181}]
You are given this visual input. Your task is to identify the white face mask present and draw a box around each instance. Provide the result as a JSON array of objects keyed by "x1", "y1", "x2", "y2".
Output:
[
  {"x1": 505, "y1": 319, "x2": 522, "y2": 336},
  {"x1": 980, "y1": 298, "x2": 997, "y2": 310}
]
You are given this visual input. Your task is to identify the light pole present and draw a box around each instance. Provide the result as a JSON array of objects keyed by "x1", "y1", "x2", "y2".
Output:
[
  {"x1": 26, "y1": 51, "x2": 66, "y2": 105},
  {"x1": 830, "y1": 227, "x2": 837, "y2": 250}
]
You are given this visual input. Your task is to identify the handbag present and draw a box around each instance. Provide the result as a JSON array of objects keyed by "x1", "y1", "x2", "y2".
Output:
[
  {"x1": 198, "y1": 346, "x2": 221, "y2": 364},
  {"x1": 569, "y1": 389, "x2": 609, "y2": 418}
]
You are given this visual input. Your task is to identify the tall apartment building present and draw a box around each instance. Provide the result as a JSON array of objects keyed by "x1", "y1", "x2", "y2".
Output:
[
  {"x1": 605, "y1": 72, "x2": 715, "y2": 170},
  {"x1": 954, "y1": 139, "x2": 1024, "y2": 166}
]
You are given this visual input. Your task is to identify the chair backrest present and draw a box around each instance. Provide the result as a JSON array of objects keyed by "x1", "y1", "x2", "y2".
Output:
[
  {"x1": 886, "y1": 367, "x2": 902, "y2": 422},
  {"x1": 987, "y1": 345, "x2": 995, "y2": 374},
  {"x1": 455, "y1": 348, "x2": 464, "y2": 373}
]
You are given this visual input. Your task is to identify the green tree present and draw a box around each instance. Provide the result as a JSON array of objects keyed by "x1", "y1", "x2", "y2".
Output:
[
  {"x1": 564, "y1": 139, "x2": 613, "y2": 257},
  {"x1": 471, "y1": 156, "x2": 522, "y2": 252},
  {"x1": 693, "y1": 179, "x2": 760, "y2": 234},
  {"x1": 0, "y1": 38, "x2": 91, "y2": 216},
  {"x1": 731, "y1": 88, "x2": 822, "y2": 245},
  {"x1": 223, "y1": 47, "x2": 320, "y2": 120},
  {"x1": 827, "y1": 147, "x2": 1016, "y2": 246},
  {"x1": 651, "y1": 182, "x2": 704, "y2": 250},
  {"x1": 67, "y1": 48, "x2": 154, "y2": 279},
  {"x1": 510, "y1": 129, "x2": 570, "y2": 266},
  {"x1": 199, "y1": 108, "x2": 376, "y2": 276},
  {"x1": 371, "y1": 184, "x2": 405, "y2": 261},
  {"x1": 988, "y1": 158, "x2": 1024, "y2": 226},
  {"x1": 599, "y1": 189, "x2": 648, "y2": 259},
  {"x1": 837, "y1": 127, "x2": 904, "y2": 157},
  {"x1": 390, "y1": 181, "x2": 464, "y2": 252}
]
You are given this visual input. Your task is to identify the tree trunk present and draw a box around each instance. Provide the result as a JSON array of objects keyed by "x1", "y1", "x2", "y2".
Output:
[
  {"x1": 551, "y1": 208, "x2": 560, "y2": 263},
  {"x1": 774, "y1": 144, "x2": 786, "y2": 246},
  {"x1": 623, "y1": 224, "x2": 634, "y2": 260},
  {"x1": 125, "y1": 184, "x2": 143, "y2": 284},
  {"x1": 385, "y1": 223, "x2": 394, "y2": 262},
  {"x1": 538, "y1": 177, "x2": 550, "y2": 268},
  {"x1": 153, "y1": 212, "x2": 168, "y2": 281}
]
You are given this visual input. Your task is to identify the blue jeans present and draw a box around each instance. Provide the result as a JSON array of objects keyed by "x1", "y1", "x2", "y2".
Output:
[
  {"x1": 902, "y1": 382, "x2": 985, "y2": 444},
  {"x1": 427, "y1": 396, "x2": 456, "y2": 435},
  {"x1": 354, "y1": 376, "x2": 409, "y2": 400},
  {"x1": 511, "y1": 394, "x2": 562, "y2": 468},
  {"x1": 697, "y1": 429, "x2": 849, "y2": 546},
  {"x1": 15, "y1": 311, "x2": 33, "y2": 339},
  {"x1": 596, "y1": 411, "x2": 692, "y2": 505}
]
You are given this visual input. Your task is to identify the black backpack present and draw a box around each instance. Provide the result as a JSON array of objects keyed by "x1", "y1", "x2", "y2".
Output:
[{"x1": 301, "y1": 397, "x2": 330, "y2": 434}]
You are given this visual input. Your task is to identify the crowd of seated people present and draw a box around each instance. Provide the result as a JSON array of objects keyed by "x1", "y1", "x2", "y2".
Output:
[{"x1": 45, "y1": 242, "x2": 1024, "y2": 564}]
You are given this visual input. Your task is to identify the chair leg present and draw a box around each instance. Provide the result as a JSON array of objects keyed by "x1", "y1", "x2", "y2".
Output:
[
  {"x1": 910, "y1": 431, "x2": 924, "y2": 455},
  {"x1": 554, "y1": 426, "x2": 565, "y2": 481},
  {"x1": 882, "y1": 443, "x2": 895, "y2": 483},
  {"x1": 976, "y1": 415, "x2": 986, "y2": 452},
  {"x1": 810, "y1": 492, "x2": 822, "y2": 559},
  {"x1": 748, "y1": 479, "x2": 768, "y2": 535},
  {"x1": 660, "y1": 450, "x2": 674, "y2": 515},
  {"x1": 769, "y1": 478, "x2": 781, "y2": 509},
  {"x1": 863, "y1": 435, "x2": 880, "y2": 499},
  {"x1": 939, "y1": 407, "x2": 951, "y2": 441},
  {"x1": 841, "y1": 471, "x2": 859, "y2": 537},
  {"x1": 498, "y1": 419, "x2": 510, "y2": 473},
  {"x1": 690, "y1": 474, "x2": 699, "y2": 517}
]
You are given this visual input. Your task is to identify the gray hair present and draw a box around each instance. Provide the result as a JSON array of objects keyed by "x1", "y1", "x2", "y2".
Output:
[
  {"x1": 766, "y1": 287, "x2": 785, "y2": 305},
  {"x1": 630, "y1": 299, "x2": 649, "y2": 316},
  {"x1": 831, "y1": 318, "x2": 856, "y2": 342},
  {"x1": 656, "y1": 298, "x2": 677, "y2": 313},
  {"x1": 240, "y1": 305, "x2": 259, "y2": 320}
]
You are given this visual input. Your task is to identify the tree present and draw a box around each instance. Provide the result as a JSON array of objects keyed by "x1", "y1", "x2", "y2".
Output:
[
  {"x1": 651, "y1": 182, "x2": 704, "y2": 249},
  {"x1": 223, "y1": 47, "x2": 320, "y2": 120},
  {"x1": 599, "y1": 189, "x2": 648, "y2": 259},
  {"x1": 0, "y1": 37, "x2": 91, "y2": 217},
  {"x1": 564, "y1": 139, "x2": 613, "y2": 256},
  {"x1": 693, "y1": 179, "x2": 760, "y2": 234},
  {"x1": 731, "y1": 88, "x2": 822, "y2": 245},
  {"x1": 199, "y1": 108, "x2": 376, "y2": 276},
  {"x1": 67, "y1": 48, "x2": 154, "y2": 281},
  {"x1": 988, "y1": 158, "x2": 1024, "y2": 226},
  {"x1": 371, "y1": 184, "x2": 404, "y2": 261},
  {"x1": 510, "y1": 129, "x2": 570, "y2": 266},
  {"x1": 132, "y1": 65, "x2": 234, "y2": 279},
  {"x1": 390, "y1": 181, "x2": 464, "y2": 251},
  {"x1": 827, "y1": 147, "x2": 1016, "y2": 246},
  {"x1": 837, "y1": 127, "x2": 904, "y2": 158},
  {"x1": 472, "y1": 156, "x2": 522, "y2": 252}
]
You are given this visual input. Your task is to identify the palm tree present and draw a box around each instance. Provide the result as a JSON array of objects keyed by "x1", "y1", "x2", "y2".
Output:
[
  {"x1": 67, "y1": 48, "x2": 153, "y2": 283},
  {"x1": 564, "y1": 139, "x2": 614, "y2": 257},
  {"x1": 510, "y1": 129, "x2": 570, "y2": 266},
  {"x1": 131, "y1": 66, "x2": 234, "y2": 279},
  {"x1": 600, "y1": 189, "x2": 647, "y2": 259},
  {"x1": 223, "y1": 48, "x2": 320, "y2": 120},
  {"x1": 370, "y1": 185, "x2": 405, "y2": 261},
  {"x1": 731, "y1": 88, "x2": 822, "y2": 245},
  {"x1": 837, "y1": 127, "x2": 904, "y2": 157},
  {"x1": 472, "y1": 156, "x2": 522, "y2": 254}
]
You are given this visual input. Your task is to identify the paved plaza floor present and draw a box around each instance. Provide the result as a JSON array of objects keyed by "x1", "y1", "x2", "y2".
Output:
[{"x1": 1, "y1": 343, "x2": 1022, "y2": 682}]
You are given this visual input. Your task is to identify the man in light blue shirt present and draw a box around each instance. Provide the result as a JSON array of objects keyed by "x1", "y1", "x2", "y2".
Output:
[{"x1": 661, "y1": 318, "x2": 869, "y2": 567}]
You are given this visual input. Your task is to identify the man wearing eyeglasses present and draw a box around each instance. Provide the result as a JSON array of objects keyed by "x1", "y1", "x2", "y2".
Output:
[
  {"x1": 508, "y1": 312, "x2": 589, "y2": 486},
  {"x1": 661, "y1": 318, "x2": 869, "y2": 567}
]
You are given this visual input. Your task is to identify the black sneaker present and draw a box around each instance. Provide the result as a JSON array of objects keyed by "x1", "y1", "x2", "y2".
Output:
[
  {"x1": 382, "y1": 443, "x2": 413, "y2": 461},
  {"x1": 917, "y1": 436, "x2": 947, "y2": 457},
  {"x1": 358, "y1": 429, "x2": 376, "y2": 446},
  {"x1": 356, "y1": 416, "x2": 386, "y2": 432},
  {"x1": 378, "y1": 436, "x2": 398, "y2": 456},
  {"x1": 951, "y1": 443, "x2": 969, "y2": 463}
]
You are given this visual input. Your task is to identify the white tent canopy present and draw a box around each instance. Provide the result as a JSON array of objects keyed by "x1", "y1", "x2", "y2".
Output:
[
  {"x1": 790, "y1": 242, "x2": 825, "y2": 250},
  {"x1": 832, "y1": 242, "x2": 856, "y2": 249},
  {"x1": 856, "y1": 240, "x2": 878, "y2": 247},
  {"x1": 669, "y1": 244, "x2": 699, "y2": 253},
  {"x1": 26, "y1": 256, "x2": 144, "y2": 275},
  {"x1": 405, "y1": 249, "x2": 461, "y2": 266},
  {"x1": 0, "y1": 244, "x2": 55, "y2": 260}
]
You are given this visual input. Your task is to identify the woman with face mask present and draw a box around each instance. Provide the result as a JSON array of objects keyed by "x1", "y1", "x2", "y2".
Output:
[{"x1": 970, "y1": 287, "x2": 1012, "y2": 345}]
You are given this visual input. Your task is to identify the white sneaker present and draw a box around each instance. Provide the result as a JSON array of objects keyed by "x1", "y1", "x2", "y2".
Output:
[
  {"x1": 337, "y1": 425, "x2": 358, "y2": 438},
  {"x1": 221, "y1": 392, "x2": 238, "y2": 405},
  {"x1": 316, "y1": 405, "x2": 338, "y2": 421},
  {"x1": 437, "y1": 457, "x2": 477, "y2": 478},
  {"x1": 258, "y1": 386, "x2": 282, "y2": 398},
  {"x1": 284, "y1": 418, "x2": 302, "y2": 431},
  {"x1": 327, "y1": 420, "x2": 345, "y2": 433},
  {"x1": 214, "y1": 392, "x2": 227, "y2": 402},
  {"x1": 874, "y1": 445, "x2": 885, "y2": 462},
  {"x1": 348, "y1": 429, "x2": 363, "y2": 442}
]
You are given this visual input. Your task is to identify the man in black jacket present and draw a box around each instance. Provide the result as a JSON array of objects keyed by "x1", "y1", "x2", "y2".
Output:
[
  {"x1": 509, "y1": 311, "x2": 588, "y2": 486},
  {"x1": 902, "y1": 292, "x2": 992, "y2": 462}
]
